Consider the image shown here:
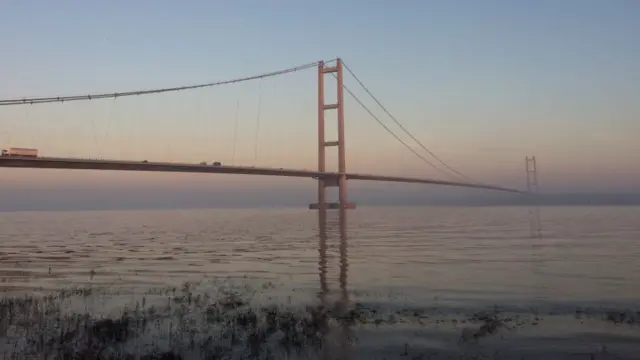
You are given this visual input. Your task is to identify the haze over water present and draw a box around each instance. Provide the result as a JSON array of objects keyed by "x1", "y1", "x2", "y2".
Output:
[{"x1": 1, "y1": 206, "x2": 639, "y2": 358}]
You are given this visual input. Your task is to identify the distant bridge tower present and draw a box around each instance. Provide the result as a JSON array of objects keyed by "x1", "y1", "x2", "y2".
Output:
[
  {"x1": 310, "y1": 59, "x2": 356, "y2": 211},
  {"x1": 525, "y1": 156, "x2": 542, "y2": 238},
  {"x1": 525, "y1": 156, "x2": 539, "y2": 193}
]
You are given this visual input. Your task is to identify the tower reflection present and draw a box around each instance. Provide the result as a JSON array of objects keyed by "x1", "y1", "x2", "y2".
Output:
[
  {"x1": 528, "y1": 206, "x2": 543, "y2": 239},
  {"x1": 317, "y1": 207, "x2": 351, "y2": 359}
]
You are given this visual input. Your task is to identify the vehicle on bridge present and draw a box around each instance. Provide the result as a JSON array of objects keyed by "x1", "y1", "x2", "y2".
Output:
[
  {"x1": 1, "y1": 147, "x2": 39, "y2": 157},
  {"x1": 212, "y1": 161, "x2": 222, "y2": 166}
]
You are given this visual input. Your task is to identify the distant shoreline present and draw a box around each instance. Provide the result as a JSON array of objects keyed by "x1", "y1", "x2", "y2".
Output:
[{"x1": 1, "y1": 202, "x2": 640, "y2": 213}]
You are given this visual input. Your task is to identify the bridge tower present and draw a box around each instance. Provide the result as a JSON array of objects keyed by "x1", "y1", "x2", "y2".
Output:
[
  {"x1": 309, "y1": 59, "x2": 356, "y2": 211},
  {"x1": 525, "y1": 156, "x2": 542, "y2": 237},
  {"x1": 525, "y1": 156, "x2": 539, "y2": 193}
]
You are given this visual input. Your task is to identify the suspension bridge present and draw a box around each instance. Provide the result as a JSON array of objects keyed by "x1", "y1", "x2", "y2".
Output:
[{"x1": 0, "y1": 58, "x2": 529, "y2": 210}]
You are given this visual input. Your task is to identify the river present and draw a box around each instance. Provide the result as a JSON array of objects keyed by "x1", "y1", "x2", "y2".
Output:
[{"x1": 0, "y1": 206, "x2": 638, "y2": 359}]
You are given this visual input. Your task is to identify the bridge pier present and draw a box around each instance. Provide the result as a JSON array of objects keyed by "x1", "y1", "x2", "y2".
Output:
[{"x1": 309, "y1": 58, "x2": 356, "y2": 211}]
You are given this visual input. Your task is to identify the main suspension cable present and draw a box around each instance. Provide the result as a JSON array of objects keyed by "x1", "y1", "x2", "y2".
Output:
[
  {"x1": 0, "y1": 60, "x2": 328, "y2": 106},
  {"x1": 340, "y1": 82, "x2": 450, "y2": 179},
  {"x1": 341, "y1": 61, "x2": 474, "y2": 182}
]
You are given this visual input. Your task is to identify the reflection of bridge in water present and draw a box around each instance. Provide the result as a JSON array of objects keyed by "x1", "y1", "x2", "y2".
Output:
[
  {"x1": 313, "y1": 159, "x2": 544, "y2": 358},
  {"x1": 317, "y1": 207, "x2": 351, "y2": 359}
]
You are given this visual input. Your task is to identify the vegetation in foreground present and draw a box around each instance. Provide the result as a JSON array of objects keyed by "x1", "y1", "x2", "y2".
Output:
[{"x1": 0, "y1": 283, "x2": 638, "y2": 359}]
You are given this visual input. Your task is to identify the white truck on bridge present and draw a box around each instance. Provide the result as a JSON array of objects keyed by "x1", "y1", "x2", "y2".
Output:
[{"x1": 1, "y1": 147, "x2": 39, "y2": 157}]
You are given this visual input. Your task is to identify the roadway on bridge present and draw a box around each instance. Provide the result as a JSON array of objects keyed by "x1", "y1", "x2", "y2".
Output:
[{"x1": 0, "y1": 156, "x2": 525, "y2": 194}]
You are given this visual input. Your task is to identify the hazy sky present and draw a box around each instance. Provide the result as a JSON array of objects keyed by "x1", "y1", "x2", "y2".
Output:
[{"x1": 1, "y1": 0, "x2": 639, "y2": 208}]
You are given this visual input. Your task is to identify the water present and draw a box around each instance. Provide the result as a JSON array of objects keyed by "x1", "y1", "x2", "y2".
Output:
[{"x1": 1, "y1": 206, "x2": 639, "y2": 359}]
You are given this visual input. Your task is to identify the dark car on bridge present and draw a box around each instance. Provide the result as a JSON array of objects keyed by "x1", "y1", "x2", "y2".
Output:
[{"x1": 212, "y1": 161, "x2": 222, "y2": 166}]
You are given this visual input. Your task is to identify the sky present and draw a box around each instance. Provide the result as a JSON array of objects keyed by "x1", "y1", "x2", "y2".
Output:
[{"x1": 1, "y1": 0, "x2": 639, "y2": 209}]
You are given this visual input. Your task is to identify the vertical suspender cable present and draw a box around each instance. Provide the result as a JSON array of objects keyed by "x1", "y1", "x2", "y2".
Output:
[
  {"x1": 25, "y1": 105, "x2": 34, "y2": 148},
  {"x1": 253, "y1": 78, "x2": 263, "y2": 164},
  {"x1": 232, "y1": 98, "x2": 240, "y2": 165}
]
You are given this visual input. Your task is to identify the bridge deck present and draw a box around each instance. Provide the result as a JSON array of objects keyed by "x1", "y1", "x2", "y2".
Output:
[{"x1": 0, "y1": 156, "x2": 524, "y2": 194}]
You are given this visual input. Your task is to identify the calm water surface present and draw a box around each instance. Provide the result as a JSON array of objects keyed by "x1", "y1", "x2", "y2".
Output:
[{"x1": 1, "y1": 206, "x2": 639, "y2": 358}]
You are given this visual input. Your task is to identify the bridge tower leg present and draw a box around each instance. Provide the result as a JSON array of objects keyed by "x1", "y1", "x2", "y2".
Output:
[
  {"x1": 309, "y1": 58, "x2": 356, "y2": 211},
  {"x1": 525, "y1": 156, "x2": 542, "y2": 238},
  {"x1": 525, "y1": 156, "x2": 539, "y2": 193}
]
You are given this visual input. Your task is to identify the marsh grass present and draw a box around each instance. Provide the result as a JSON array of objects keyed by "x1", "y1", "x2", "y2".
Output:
[{"x1": 0, "y1": 283, "x2": 638, "y2": 359}]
